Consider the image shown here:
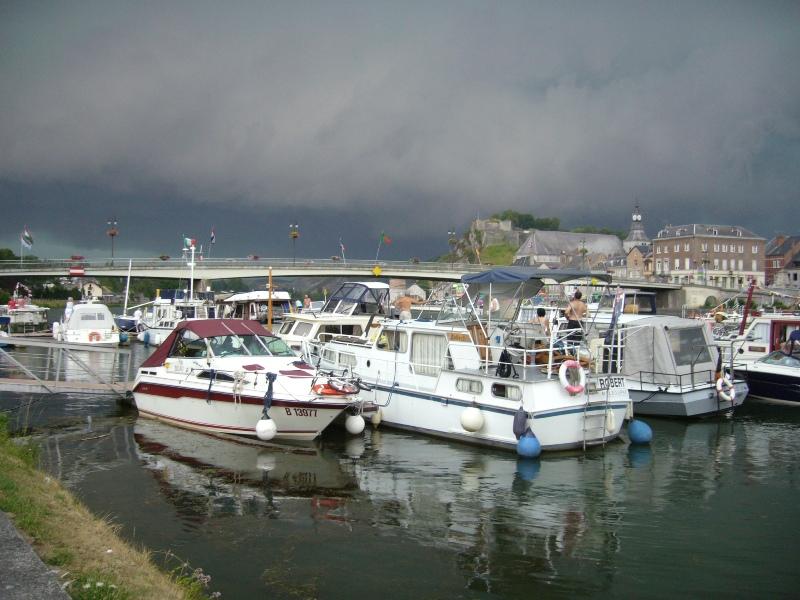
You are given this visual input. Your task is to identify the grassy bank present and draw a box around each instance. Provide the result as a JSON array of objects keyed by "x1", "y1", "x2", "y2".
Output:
[{"x1": 0, "y1": 414, "x2": 212, "y2": 599}]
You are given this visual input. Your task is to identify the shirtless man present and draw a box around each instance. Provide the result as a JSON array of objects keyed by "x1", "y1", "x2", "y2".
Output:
[
  {"x1": 564, "y1": 290, "x2": 587, "y2": 341},
  {"x1": 394, "y1": 295, "x2": 420, "y2": 321}
]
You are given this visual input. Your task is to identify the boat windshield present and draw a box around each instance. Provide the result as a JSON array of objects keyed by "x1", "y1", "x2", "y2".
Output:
[
  {"x1": 758, "y1": 351, "x2": 800, "y2": 368},
  {"x1": 171, "y1": 331, "x2": 296, "y2": 358}
]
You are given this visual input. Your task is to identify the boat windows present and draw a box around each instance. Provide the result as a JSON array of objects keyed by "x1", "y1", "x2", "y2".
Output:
[
  {"x1": 208, "y1": 334, "x2": 296, "y2": 357},
  {"x1": 170, "y1": 330, "x2": 207, "y2": 358},
  {"x1": 339, "y1": 352, "x2": 357, "y2": 368},
  {"x1": 196, "y1": 370, "x2": 236, "y2": 382},
  {"x1": 293, "y1": 322, "x2": 314, "y2": 338},
  {"x1": 410, "y1": 333, "x2": 448, "y2": 377},
  {"x1": 377, "y1": 330, "x2": 408, "y2": 352},
  {"x1": 278, "y1": 321, "x2": 295, "y2": 335},
  {"x1": 760, "y1": 352, "x2": 800, "y2": 367},
  {"x1": 491, "y1": 383, "x2": 521, "y2": 400},
  {"x1": 456, "y1": 378, "x2": 483, "y2": 394},
  {"x1": 667, "y1": 327, "x2": 712, "y2": 366}
]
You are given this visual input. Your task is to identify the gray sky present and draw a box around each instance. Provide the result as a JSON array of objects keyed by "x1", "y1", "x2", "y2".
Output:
[{"x1": 1, "y1": 1, "x2": 798, "y2": 261}]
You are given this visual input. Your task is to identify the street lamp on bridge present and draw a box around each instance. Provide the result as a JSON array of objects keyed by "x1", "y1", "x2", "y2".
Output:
[
  {"x1": 448, "y1": 229, "x2": 457, "y2": 265},
  {"x1": 289, "y1": 222, "x2": 299, "y2": 265},
  {"x1": 106, "y1": 217, "x2": 118, "y2": 265}
]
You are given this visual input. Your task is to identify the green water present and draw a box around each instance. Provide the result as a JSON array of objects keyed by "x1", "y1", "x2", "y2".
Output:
[{"x1": 4, "y1": 390, "x2": 795, "y2": 599}]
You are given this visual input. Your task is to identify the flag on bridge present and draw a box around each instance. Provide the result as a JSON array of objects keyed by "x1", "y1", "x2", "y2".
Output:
[
  {"x1": 21, "y1": 227, "x2": 33, "y2": 249},
  {"x1": 380, "y1": 231, "x2": 392, "y2": 245},
  {"x1": 183, "y1": 237, "x2": 196, "y2": 249},
  {"x1": 210, "y1": 227, "x2": 216, "y2": 244}
]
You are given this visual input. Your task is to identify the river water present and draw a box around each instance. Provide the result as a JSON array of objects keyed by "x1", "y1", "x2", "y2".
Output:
[{"x1": 1, "y1": 343, "x2": 799, "y2": 598}]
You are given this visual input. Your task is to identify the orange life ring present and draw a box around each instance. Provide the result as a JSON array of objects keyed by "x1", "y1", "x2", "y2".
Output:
[{"x1": 88, "y1": 331, "x2": 101, "y2": 342}]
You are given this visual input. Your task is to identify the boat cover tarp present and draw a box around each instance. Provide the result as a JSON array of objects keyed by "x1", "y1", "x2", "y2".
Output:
[
  {"x1": 64, "y1": 304, "x2": 115, "y2": 331},
  {"x1": 613, "y1": 316, "x2": 716, "y2": 386},
  {"x1": 462, "y1": 267, "x2": 611, "y2": 285},
  {"x1": 140, "y1": 319, "x2": 271, "y2": 368}
]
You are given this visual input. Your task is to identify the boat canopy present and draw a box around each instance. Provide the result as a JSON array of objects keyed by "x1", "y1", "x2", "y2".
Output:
[
  {"x1": 462, "y1": 267, "x2": 611, "y2": 285},
  {"x1": 141, "y1": 319, "x2": 272, "y2": 367},
  {"x1": 64, "y1": 303, "x2": 114, "y2": 330},
  {"x1": 322, "y1": 282, "x2": 390, "y2": 315}
]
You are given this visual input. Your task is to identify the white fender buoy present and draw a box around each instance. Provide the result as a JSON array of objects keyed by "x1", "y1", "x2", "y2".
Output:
[
  {"x1": 255, "y1": 418, "x2": 277, "y2": 441},
  {"x1": 345, "y1": 414, "x2": 366, "y2": 435},
  {"x1": 460, "y1": 406, "x2": 485, "y2": 432},
  {"x1": 52, "y1": 322, "x2": 60, "y2": 340},
  {"x1": 605, "y1": 410, "x2": 616, "y2": 433},
  {"x1": 370, "y1": 408, "x2": 383, "y2": 427}
]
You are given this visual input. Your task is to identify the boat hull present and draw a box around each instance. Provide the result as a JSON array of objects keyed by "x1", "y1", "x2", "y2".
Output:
[
  {"x1": 628, "y1": 381, "x2": 748, "y2": 417},
  {"x1": 133, "y1": 380, "x2": 350, "y2": 441},
  {"x1": 361, "y1": 378, "x2": 630, "y2": 451},
  {"x1": 735, "y1": 368, "x2": 799, "y2": 405}
]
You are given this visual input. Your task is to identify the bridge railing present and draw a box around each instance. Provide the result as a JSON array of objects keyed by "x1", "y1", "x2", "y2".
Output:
[{"x1": 0, "y1": 257, "x2": 485, "y2": 273}]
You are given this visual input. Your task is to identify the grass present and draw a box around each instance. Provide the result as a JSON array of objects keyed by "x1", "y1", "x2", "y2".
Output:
[
  {"x1": 0, "y1": 413, "x2": 215, "y2": 599},
  {"x1": 479, "y1": 243, "x2": 517, "y2": 266}
]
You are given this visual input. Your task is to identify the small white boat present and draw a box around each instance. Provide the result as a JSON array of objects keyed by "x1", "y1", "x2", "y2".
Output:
[
  {"x1": 314, "y1": 268, "x2": 640, "y2": 454},
  {"x1": 136, "y1": 289, "x2": 217, "y2": 346},
  {"x1": 53, "y1": 300, "x2": 120, "y2": 346},
  {"x1": 277, "y1": 282, "x2": 390, "y2": 353},
  {"x1": 132, "y1": 319, "x2": 365, "y2": 441},
  {"x1": 217, "y1": 289, "x2": 293, "y2": 324},
  {"x1": 0, "y1": 283, "x2": 49, "y2": 333},
  {"x1": 711, "y1": 311, "x2": 800, "y2": 364},
  {"x1": 587, "y1": 314, "x2": 747, "y2": 417}
]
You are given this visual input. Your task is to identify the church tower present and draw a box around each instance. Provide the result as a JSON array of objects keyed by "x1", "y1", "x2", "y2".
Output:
[{"x1": 623, "y1": 204, "x2": 651, "y2": 253}]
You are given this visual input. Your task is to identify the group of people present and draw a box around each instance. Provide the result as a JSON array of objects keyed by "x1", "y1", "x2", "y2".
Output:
[{"x1": 530, "y1": 290, "x2": 587, "y2": 344}]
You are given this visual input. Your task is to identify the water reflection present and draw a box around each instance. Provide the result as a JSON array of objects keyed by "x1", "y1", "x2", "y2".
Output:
[
  {"x1": 16, "y1": 397, "x2": 800, "y2": 599},
  {"x1": 133, "y1": 420, "x2": 357, "y2": 522}
]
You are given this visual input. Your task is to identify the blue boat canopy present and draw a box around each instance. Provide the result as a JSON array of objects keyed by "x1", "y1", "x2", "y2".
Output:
[{"x1": 461, "y1": 267, "x2": 612, "y2": 285}]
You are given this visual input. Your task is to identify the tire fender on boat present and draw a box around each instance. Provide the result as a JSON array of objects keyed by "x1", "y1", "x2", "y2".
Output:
[
  {"x1": 558, "y1": 360, "x2": 586, "y2": 395},
  {"x1": 716, "y1": 375, "x2": 736, "y2": 402}
]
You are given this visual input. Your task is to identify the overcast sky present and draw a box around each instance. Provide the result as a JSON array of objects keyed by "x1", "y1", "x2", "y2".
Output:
[{"x1": 1, "y1": 1, "x2": 798, "y2": 261}]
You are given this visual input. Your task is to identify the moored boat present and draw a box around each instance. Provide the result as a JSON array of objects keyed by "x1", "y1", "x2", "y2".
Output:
[
  {"x1": 132, "y1": 319, "x2": 365, "y2": 441},
  {"x1": 733, "y1": 332, "x2": 800, "y2": 405},
  {"x1": 314, "y1": 268, "x2": 644, "y2": 454},
  {"x1": 52, "y1": 299, "x2": 120, "y2": 346},
  {"x1": 587, "y1": 313, "x2": 747, "y2": 417},
  {"x1": 0, "y1": 283, "x2": 49, "y2": 333}
]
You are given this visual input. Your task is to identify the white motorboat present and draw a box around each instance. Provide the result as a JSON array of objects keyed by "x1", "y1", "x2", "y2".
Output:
[
  {"x1": 217, "y1": 289, "x2": 294, "y2": 325},
  {"x1": 314, "y1": 268, "x2": 641, "y2": 454},
  {"x1": 0, "y1": 283, "x2": 49, "y2": 333},
  {"x1": 132, "y1": 319, "x2": 365, "y2": 441},
  {"x1": 586, "y1": 313, "x2": 748, "y2": 417},
  {"x1": 52, "y1": 299, "x2": 120, "y2": 346},
  {"x1": 277, "y1": 282, "x2": 390, "y2": 353},
  {"x1": 135, "y1": 289, "x2": 217, "y2": 346},
  {"x1": 711, "y1": 311, "x2": 800, "y2": 365}
]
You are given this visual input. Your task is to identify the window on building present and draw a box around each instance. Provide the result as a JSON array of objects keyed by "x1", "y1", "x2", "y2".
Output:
[
  {"x1": 701, "y1": 243, "x2": 708, "y2": 252},
  {"x1": 722, "y1": 244, "x2": 728, "y2": 252},
  {"x1": 752, "y1": 245, "x2": 759, "y2": 253},
  {"x1": 714, "y1": 259, "x2": 719, "y2": 270},
  {"x1": 738, "y1": 260, "x2": 743, "y2": 271},
  {"x1": 713, "y1": 228, "x2": 718, "y2": 235},
  {"x1": 752, "y1": 260, "x2": 758, "y2": 271},
  {"x1": 684, "y1": 243, "x2": 690, "y2": 252},
  {"x1": 674, "y1": 243, "x2": 680, "y2": 252},
  {"x1": 685, "y1": 258, "x2": 690, "y2": 270},
  {"x1": 674, "y1": 258, "x2": 680, "y2": 269},
  {"x1": 714, "y1": 244, "x2": 720, "y2": 252},
  {"x1": 739, "y1": 244, "x2": 744, "y2": 253},
  {"x1": 656, "y1": 246, "x2": 661, "y2": 254}
]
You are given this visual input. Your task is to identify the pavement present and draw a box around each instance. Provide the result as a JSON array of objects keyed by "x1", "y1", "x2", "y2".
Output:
[{"x1": 0, "y1": 510, "x2": 69, "y2": 599}]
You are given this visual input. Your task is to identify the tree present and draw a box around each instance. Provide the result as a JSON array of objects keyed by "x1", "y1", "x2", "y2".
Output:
[
  {"x1": 490, "y1": 210, "x2": 560, "y2": 231},
  {"x1": 571, "y1": 226, "x2": 627, "y2": 240}
]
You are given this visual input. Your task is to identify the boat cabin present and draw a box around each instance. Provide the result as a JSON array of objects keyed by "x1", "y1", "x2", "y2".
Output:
[{"x1": 218, "y1": 290, "x2": 292, "y2": 323}]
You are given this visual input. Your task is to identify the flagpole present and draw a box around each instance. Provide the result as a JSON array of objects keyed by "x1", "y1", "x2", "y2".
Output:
[{"x1": 375, "y1": 236, "x2": 383, "y2": 262}]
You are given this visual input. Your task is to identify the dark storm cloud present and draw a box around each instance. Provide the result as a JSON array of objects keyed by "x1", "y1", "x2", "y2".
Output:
[{"x1": 1, "y1": 1, "x2": 799, "y2": 258}]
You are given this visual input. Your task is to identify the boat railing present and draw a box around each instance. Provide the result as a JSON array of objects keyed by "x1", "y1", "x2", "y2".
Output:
[{"x1": 631, "y1": 368, "x2": 721, "y2": 390}]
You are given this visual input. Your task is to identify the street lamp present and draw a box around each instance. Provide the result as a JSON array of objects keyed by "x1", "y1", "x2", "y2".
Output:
[
  {"x1": 106, "y1": 217, "x2": 118, "y2": 265},
  {"x1": 289, "y1": 223, "x2": 299, "y2": 265},
  {"x1": 448, "y1": 229, "x2": 457, "y2": 266}
]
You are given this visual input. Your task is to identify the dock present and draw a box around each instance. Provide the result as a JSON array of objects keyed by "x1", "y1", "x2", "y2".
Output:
[{"x1": 0, "y1": 336, "x2": 134, "y2": 398}]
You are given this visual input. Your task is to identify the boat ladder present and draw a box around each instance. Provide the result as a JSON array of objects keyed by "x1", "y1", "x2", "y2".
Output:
[{"x1": 582, "y1": 393, "x2": 612, "y2": 451}]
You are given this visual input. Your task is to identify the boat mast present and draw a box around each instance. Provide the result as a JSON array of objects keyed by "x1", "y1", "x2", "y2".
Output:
[{"x1": 123, "y1": 259, "x2": 132, "y2": 315}]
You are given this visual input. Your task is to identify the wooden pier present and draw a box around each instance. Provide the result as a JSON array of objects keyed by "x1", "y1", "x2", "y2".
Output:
[{"x1": 0, "y1": 336, "x2": 135, "y2": 398}]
